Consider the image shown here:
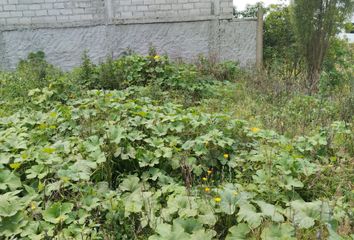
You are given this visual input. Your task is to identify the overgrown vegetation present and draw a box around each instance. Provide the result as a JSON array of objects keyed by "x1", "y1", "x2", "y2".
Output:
[
  {"x1": 1, "y1": 2, "x2": 354, "y2": 237},
  {"x1": 0, "y1": 43, "x2": 353, "y2": 239}
]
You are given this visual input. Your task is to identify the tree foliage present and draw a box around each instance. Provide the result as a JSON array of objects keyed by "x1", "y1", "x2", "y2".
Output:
[
  {"x1": 264, "y1": 5, "x2": 302, "y2": 78},
  {"x1": 291, "y1": 0, "x2": 354, "y2": 93},
  {"x1": 233, "y1": 2, "x2": 265, "y2": 18}
]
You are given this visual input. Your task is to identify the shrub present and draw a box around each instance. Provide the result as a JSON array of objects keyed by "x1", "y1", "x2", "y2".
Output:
[
  {"x1": 195, "y1": 55, "x2": 242, "y2": 81},
  {"x1": 321, "y1": 38, "x2": 354, "y2": 92},
  {"x1": 0, "y1": 51, "x2": 62, "y2": 100},
  {"x1": 74, "y1": 53, "x2": 226, "y2": 105}
]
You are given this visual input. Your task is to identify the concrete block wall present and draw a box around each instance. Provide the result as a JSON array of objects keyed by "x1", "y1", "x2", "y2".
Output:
[
  {"x1": 111, "y1": 0, "x2": 233, "y2": 19},
  {"x1": 0, "y1": 0, "x2": 258, "y2": 70},
  {"x1": 0, "y1": 0, "x2": 234, "y2": 28},
  {"x1": 220, "y1": 0, "x2": 233, "y2": 15},
  {"x1": 109, "y1": 0, "x2": 235, "y2": 19},
  {"x1": 113, "y1": 0, "x2": 215, "y2": 19},
  {"x1": 0, "y1": 0, "x2": 106, "y2": 27}
]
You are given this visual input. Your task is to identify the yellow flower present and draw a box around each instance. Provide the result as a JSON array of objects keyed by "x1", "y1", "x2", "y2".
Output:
[
  {"x1": 214, "y1": 197, "x2": 222, "y2": 203},
  {"x1": 204, "y1": 187, "x2": 210, "y2": 193},
  {"x1": 56, "y1": 216, "x2": 65, "y2": 222},
  {"x1": 207, "y1": 170, "x2": 212, "y2": 175},
  {"x1": 251, "y1": 127, "x2": 260, "y2": 133},
  {"x1": 234, "y1": 191, "x2": 238, "y2": 196},
  {"x1": 223, "y1": 153, "x2": 229, "y2": 159},
  {"x1": 202, "y1": 177, "x2": 208, "y2": 181},
  {"x1": 49, "y1": 112, "x2": 57, "y2": 118},
  {"x1": 10, "y1": 163, "x2": 21, "y2": 170},
  {"x1": 42, "y1": 147, "x2": 55, "y2": 154},
  {"x1": 30, "y1": 202, "x2": 36, "y2": 210},
  {"x1": 38, "y1": 181, "x2": 45, "y2": 192},
  {"x1": 38, "y1": 123, "x2": 47, "y2": 130},
  {"x1": 154, "y1": 55, "x2": 160, "y2": 61},
  {"x1": 61, "y1": 176, "x2": 70, "y2": 183}
]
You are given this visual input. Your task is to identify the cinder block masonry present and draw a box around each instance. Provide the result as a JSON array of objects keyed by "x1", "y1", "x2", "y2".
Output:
[{"x1": 0, "y1": 0, "x2": 257, "y2": 70}]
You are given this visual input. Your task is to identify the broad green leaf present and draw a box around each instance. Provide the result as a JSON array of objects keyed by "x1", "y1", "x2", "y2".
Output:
[
  {"x1": 225, "y1": 223, "x2": 251, "y2": 240},
  {"x1": 124, "y1": 199, "x2": 143, "y2": 215},
  {"x1": 0, "y1": 169, "x2": 21, "y2": 190},
  {"x1": 139, "y1": 150, "x2": 159, "y2": 167},
  {"x1": 287, "y1": 200, "x2": 328, "y2": 229},
  {"x1": 26, "y1": 165, "x2": 47, "y2": 179},
  {"x1": 190, "y1": 229, "x2": 215, "y2": 240},
  {"x1": 261, "y1": 223, "x2": 295, "y2": 240},
  {"x1": 119, "y1": 175, "x2": 140, "y2": 192},
  {"x1": 255, "y1": 201, "x2": 284, "y2": 222},
  {"x1": 219, "y1": 187, "x2": 238, "y2": 215},
  {"x1": 155, "y1": 223, "x2": 172, "y2": 237},
  {"x1": 173, "y1": 218, "x2": 203, "y2": 234},
  {"x1": 226, "y1": 223, "x2": 250, "y2": 240},
  {"x1": 149, "y1": 222, "x2": 189, "y2": 240},
  {"x1": 237, "y1": 203, "x2": 263, "y2": 228},
  {"x1": 283, "y1": 176, "x2": 304, "y2": 190},
  {"x1": 108, "y1": 126, "x2": 126, "y2": 144},
  {"x1": 20, "y1": 221, "x2": 44, "y2": 239},
  {"x1": 0, "y1": 212, "x2": 27, "y2": 237},
  {"x1": 0, "y1": 191, "x2": 24, "y2": 217},
  {"x1": 42, "y1": 202, "x2": 74, "y2": 224},
  {"x1": 88, "y1": 150, "x2": 106, "y2": 164}
]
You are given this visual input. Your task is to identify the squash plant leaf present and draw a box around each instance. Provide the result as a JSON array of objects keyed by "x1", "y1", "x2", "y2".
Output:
[
  {"x1": 261, "y1": 223, "x2": 296, "y2": 240},
  {"x1": 0, "y1": 170, "x2": 21, "y2": 190},
  {"x1": 225, "y1": 223, "x2": 250, "y2": 240},
  {"x1": 255, "y1": 200, "x2": 284, "y2": 222},
  {"x1": 42, "y1": 202, "x2": 74, "y2": 224},
  {"x1": 237, "y1": 202, "x2": 263, "y2": 228}
]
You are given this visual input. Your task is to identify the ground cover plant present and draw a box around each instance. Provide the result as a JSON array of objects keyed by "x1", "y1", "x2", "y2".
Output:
[{"x1": 0, "y1": 48, "x2": 353, "y2": 240}]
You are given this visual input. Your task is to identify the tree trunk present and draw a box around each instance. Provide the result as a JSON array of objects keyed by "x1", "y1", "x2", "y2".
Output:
[{"x1": 307, "y1": 66, "x2": 321, "y2": 94}]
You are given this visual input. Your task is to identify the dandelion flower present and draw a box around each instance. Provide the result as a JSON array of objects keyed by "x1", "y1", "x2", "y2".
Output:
[
  {"x1": 207, "y1": 170, "x2": 212, "y2": 175},
  {"x1": 251, "y1": 127, "x2": 260, "y2": 133},
  {"x1": 223, "y1": 153, "x2": 229, "y2": 159},
  {"x1": 202, "y1": 177, "x2": 208, "y2": 181},
  {"x1": 204, "y1": 187, "x2": 210, "y2": 193},
  {"x1": 154, "y1": 55, "x2": 160, "y2": 61},
  {"x1": 214, "y1": 197, "x2": 222, "y2": 203}
]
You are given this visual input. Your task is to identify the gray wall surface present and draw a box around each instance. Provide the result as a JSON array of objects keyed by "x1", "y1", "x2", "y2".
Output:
[{"x1": 0, "y1": 0, "x2": 257, "y2": 70}]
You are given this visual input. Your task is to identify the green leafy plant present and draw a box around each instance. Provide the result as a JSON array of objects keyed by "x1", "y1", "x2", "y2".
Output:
[{"x1": 0, "y1": 51, "x2": 353, "y2": 239}]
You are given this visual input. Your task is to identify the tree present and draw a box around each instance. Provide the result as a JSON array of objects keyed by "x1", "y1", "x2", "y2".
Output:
[
  {"x1": 234, "y1": 2, "x2": 265, "y2": 19},
  {"x1": 264, "y1": 5, "x2": 302, "y2": 78},
  {"x1": 291, "y1": 0, "x2": 354, "y2": 94}
]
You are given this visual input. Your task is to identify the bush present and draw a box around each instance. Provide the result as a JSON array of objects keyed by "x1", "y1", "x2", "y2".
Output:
[
  {"x1": 321, "y1": 38, "x2": 354, "y2": 92},
  {"x1": 0, "y1": 51, "x2": 62, "y2": 100},
  {"x1": 195, "y1": 55, "x2": 242, "y2": 81},
  {"x1": 74, "y1": 53, "x2": 229, "y2": 105}
]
